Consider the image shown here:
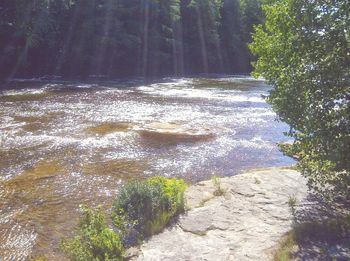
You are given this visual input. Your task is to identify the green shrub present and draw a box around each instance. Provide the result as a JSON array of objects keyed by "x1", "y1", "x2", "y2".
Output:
[
  {"x1": 61, "y1": 205, "x2": 124, "y2": 261},
  {"x1": 113, "y1": 177, "x2": 187, "y2": 239},
  {"x1": 61, "y1": 177, "x2": 187, "y2": 260}
]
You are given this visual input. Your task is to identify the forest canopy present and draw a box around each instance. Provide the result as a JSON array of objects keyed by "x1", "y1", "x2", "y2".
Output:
[{"x1": 0, "y1": 0, "x2": 263, "y2": 79}]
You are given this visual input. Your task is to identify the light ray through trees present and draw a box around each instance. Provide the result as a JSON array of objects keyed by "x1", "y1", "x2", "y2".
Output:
[{"x1": 0, "y1": 0, "x2": 263, "y2": 80}]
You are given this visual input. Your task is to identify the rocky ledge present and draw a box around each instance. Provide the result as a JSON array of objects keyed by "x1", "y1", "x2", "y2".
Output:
[{"x1": 132, "y1": 167, "x2": 308, "y2": 261}]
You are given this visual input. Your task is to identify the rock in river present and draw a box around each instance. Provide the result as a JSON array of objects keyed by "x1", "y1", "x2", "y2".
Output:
[{"x1": 135, "y1": 122, "x2": 214, "y2": 144}]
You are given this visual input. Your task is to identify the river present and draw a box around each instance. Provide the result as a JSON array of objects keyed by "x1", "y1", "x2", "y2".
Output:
[{"x1": 0, "y1": 77, "x2": 294, "y2": 260}]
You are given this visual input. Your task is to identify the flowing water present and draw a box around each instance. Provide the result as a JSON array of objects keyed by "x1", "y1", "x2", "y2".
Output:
[{"x1": 0, "y1": 77, "x2": 294, "y2": 260}]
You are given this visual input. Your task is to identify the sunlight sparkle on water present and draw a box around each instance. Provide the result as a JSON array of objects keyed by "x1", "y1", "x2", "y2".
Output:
[{"x1": 0, "y1": 77, "x2": 294, "y2": 260}]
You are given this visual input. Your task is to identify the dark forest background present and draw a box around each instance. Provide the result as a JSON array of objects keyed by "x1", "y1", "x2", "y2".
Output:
[{"x1": 0, "y1": 0, "x2": 263, "y2": 80}]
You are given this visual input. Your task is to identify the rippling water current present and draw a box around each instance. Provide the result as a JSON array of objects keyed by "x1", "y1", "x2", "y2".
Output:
[{"x1": 0, "y1": 77, "x2": 294, "y2": 260}]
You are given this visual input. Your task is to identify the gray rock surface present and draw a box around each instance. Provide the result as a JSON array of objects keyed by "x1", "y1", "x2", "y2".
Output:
[{"x1": 135, "y1": 168, "x2": 308, "y2": 261}]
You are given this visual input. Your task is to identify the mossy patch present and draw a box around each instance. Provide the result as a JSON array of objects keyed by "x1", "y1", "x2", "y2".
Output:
[{"x1": 85, "y1": 122, "x2": 132, "y2": 135}]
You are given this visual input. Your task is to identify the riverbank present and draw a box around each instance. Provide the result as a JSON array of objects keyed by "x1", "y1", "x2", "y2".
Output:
[
  {"x1": 128, "y1": 167, "x2": 307, "y2": 260},
  {"x1": 132, "y1": 167, "x2": 350, "y2": 261}
]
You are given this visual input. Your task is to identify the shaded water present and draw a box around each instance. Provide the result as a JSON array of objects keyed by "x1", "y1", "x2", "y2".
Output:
[{"x1": 0, "y1": 77, "x2": 294, "y2": 260}]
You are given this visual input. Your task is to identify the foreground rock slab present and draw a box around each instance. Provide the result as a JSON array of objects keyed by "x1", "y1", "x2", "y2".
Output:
[{"x1": 135, "y1": 168, "x2": 308, "y2": 261}]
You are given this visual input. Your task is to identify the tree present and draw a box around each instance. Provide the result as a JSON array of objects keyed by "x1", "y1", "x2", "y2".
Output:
[
  {"x1": 219, "y1": 0, "x2": 242, "y2": 72},
  {"x1": 0, "y1": 0, "x2": 265, "y2": 80},
  {"x1": 239, "y1": 0, "x2": 264, "y2": 72},
  {"x1": 250, "y1": 0, "x2": 350, "y2": 199},
  {"x1": 0, "y1": 0, "x2": 17, "y2": 78}
]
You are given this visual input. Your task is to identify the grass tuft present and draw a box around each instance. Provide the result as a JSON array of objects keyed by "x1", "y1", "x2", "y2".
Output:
[{"x1": 212, "y1": 176, "x2": 225, "y2": 196}]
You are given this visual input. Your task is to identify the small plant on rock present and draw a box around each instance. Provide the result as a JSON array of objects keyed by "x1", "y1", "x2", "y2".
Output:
[
  {"x1": 212, "y1": 176, "x2": 225, "y2": 196},
  {"x1": 254, "y1": 177, "x2": 261, "y2": 184},
  {"x1": 288, "y1": 195, "x2": 297, "y2": 223}
]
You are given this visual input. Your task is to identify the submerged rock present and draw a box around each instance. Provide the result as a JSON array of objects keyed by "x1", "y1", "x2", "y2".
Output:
[
  {"x1": 82, "y1": 159, "x2": 148, "y2": 179},
  {"x1": 6, "y1": 160, "x2": 64, "y2": 185},
  {"x1": 135, "y1": 168, "x2": 308, "y2": 261},
  {"x1": 0, "y1": 91, "x2": 53, "y2": 102},
  {"x1": 85, "y1": 122, "x2": 133, "y2": 135},
  {"x1": 135, "y1": 122, "x2": 214, "y2": 144},
  {"x1": 13, "y1": 114, "x2": 62, "y2": 132}
]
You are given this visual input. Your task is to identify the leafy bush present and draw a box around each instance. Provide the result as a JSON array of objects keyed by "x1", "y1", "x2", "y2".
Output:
[
  {"x1": 61, "y1": 177, "x2": 187, "y2": 260},
  {"x1": 61, "y1": 205, "x2": 124, "y2": 261},
  {"x1": 113, "y1": 177, "x2": 187, "y2": 239},
  {"x1": 250, "y1": 0, "x2": 350, "y2": 199}
]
